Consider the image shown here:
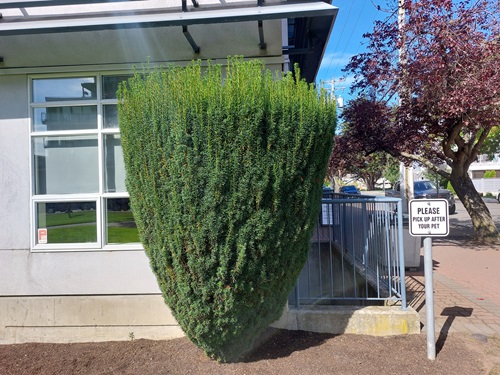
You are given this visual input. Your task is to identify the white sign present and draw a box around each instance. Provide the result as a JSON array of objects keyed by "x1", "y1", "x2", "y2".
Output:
[
  {"x1": 409, "y1": 199, "x2": 449, "y2": 237},
  {"x1": 321, "y1": 204, "x2": 333, "y2": 225}
]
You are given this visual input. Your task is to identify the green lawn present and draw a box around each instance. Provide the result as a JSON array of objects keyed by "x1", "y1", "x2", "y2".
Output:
[
  {"x1": 48, "y1": 225, "x2": 97, "y2": 243},
  {"x1": 107, "y1": 211, "x2": 140, "y2": 243},
  {"x1": 108, "y1": 211, "x2": 135, "y2": 223},
  {"x1": 45, "y1": 210, "x2": 96, "y2": 227},
  {"x1": 44, "y1": 210, "x2": 139, "y2": 244},
  {"x1": 44, "y1": 210, "x2": 135, "y2": 227},
  {"x1": 108, "y1": 226, "x2": 140, "y2": 243}
]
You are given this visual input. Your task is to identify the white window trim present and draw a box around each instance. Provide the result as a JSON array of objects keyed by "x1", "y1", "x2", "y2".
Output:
[{"x1": 29, "y1": 71, "x2": 143, "y2": 252}]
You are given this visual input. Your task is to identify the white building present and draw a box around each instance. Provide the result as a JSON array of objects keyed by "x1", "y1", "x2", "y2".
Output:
[
  {"x1": 468, "y1": 154, "x2": 500, "y2": 179},
  {"x1": 468, "y1": 154, "x2": 500, "y2": 195},
  {"x1": 0, "y1": 0, "x2": 337, "y2": 344}
]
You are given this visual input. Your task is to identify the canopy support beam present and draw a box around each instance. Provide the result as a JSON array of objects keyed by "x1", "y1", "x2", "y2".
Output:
[{"x1": 182, "y1": 25, "x2": 200, "y2": 53}]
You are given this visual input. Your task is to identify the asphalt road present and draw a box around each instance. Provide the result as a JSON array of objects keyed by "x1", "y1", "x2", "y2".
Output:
[{"x1": 451, "y1": 199, "x2": 500, "y2": 228}]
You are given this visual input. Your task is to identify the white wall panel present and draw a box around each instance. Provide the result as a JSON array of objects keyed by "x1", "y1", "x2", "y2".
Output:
[
  {"x1": 0, "y1": 249, "x2": 161, "y2": 295},
  {"x1": 0, "y1": 75, "x2": 30, "y2": 250}
]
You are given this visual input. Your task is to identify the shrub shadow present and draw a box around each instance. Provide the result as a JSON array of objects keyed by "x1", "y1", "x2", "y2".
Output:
[{"x1": 241, "y1": 328, "x2": 336, "y2": 362}]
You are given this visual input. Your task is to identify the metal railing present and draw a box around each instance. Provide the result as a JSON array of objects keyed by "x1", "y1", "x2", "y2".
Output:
[{"x1": 290, "y1": 192, "x2": 407, "y2": 309}]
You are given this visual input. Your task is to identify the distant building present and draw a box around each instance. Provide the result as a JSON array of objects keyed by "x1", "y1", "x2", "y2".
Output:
[
  {"x1": 468, "y1": 154, "x2": 500, "y2": 195},
  {"x1": 468, "y1": 154, "x2": 500, "y2": 179}
]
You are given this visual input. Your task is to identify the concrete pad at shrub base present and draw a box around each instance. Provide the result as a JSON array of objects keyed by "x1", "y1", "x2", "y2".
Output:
[{"x1": 272, "y1": 305, "x2": 420, "y2": 336}]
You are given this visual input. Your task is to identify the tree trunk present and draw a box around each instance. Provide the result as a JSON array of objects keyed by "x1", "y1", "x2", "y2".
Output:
[
  {"x1": 449, "y1": 172, "x2": 499, "y2": 243},
  {"x1": 360, "y1": 172, "x2": 379, "y2": 191},
  {"x1": 363, "y1": 175, "x2": 375, "y2": 190}
]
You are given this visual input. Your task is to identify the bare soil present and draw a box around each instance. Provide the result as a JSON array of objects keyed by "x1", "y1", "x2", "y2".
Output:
[{"x1": 1, "y1": 329, "x2": 500, "y2": 375}]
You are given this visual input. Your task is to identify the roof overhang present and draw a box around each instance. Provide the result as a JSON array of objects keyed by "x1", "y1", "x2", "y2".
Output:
[
  {"x1": 0, "y1": 1, "x2": 337, "y2": 82},
  {"x1": 0, "y1": 0, "x2": 337, "y2": 36}
]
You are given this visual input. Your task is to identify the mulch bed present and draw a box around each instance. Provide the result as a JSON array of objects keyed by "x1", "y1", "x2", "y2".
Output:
[{"x1": 1, "y1": 329, "x2": 499, "y2": 375}]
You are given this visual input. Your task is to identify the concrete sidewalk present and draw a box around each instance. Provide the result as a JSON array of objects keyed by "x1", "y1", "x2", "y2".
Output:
[{"x1": 406, "y1": 240, "x2": 500, "y2": 336}]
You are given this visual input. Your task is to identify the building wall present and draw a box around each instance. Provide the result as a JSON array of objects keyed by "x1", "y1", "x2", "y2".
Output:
[
  {"x1": 0, "y1": 75, "x2": 170, "y2": 343},
  {"x1": 0, "y1": 74, "x2": 30, "y2": 250},
  {"x1": 0, "y1": 295, "x2": 182, "y2": 344},
  {"x1": 468, "y1": 154, "x2": 500, "y2": 179},
  {"x1": 0, "y1": 19, "x2": 285, "y2": 343},
  {"x1": 471, "y1": 170, "x2": 500, "y2": 179}
]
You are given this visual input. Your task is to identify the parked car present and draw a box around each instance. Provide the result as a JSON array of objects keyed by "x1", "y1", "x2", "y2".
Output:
[
  {"x1": 385, "y1": 180, "x2": 456, "y2": 214},
  {"x1": 340, "y1": 185, "x2": 360, "y2": 195},
  {"x1": 497, "y1": 189, "x2": 500, "y2": 203}
]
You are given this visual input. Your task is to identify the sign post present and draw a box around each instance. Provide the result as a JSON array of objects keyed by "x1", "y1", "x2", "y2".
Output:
[{"x1": 409, "y1": 199, "x2": 449, "y2": 361}]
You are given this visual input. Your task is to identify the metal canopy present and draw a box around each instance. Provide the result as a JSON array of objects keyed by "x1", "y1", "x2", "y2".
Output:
[
  {"x1": 0, "y1": 1, "x2": 337, "y2": 82},
  {"x1": 0, "y1": 0, "x2": 143, "y2": 9},
  {"x1": 0, "y1": 1, "x2": 337, "y2": 36}
]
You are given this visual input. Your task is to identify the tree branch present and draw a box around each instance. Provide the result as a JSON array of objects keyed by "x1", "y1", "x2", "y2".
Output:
[
  {"x1": 400, "y1": 151, "x2": 451, "y2": 179},
  {"x1": 467, "y1": 127, "x2": 491, "y2": 170},
  {"x1": 443, "y1": 120, "x2": 463, "y2": 162}
]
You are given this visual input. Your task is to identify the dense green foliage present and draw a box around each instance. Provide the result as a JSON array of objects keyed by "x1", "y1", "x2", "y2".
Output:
[
  {"x1": 481, "y1": 126, "x2": 500, "y2": 159},
  {"x1": 118, "y1": 58, "x2": 336, "y2": 362},
  {"x1": 446, "y1": 181, "x2": 456, "y2": 196},
  {"x1": 327, "y1": 97, "x2": 399, "y2": 190},
  {"x1": 384, "y1": 161, "x2": 400, "y2": 187},
  {"x1": 484, "y1": 170, "x2": 497, "y2": 178}
]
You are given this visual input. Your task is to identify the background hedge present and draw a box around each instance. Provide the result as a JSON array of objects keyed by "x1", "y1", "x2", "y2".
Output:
[{"x1": 118, "y1": 58, "x2": 336, "y2": 362}]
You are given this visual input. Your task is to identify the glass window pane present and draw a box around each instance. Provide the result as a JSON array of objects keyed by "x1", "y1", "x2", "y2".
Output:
[
  {"x1": 104, "y1": 134, "x2": 126, "y2": 193},
  {"x1": 106, "y1": 198, "x2": 140, "y2": 244},
  {"x1": 32, "y1": 77, "x2": 96, "y2": 103},
  {"x1": 33, "y1": 106, "x2": 97, "y2": 132},
  {"x1": 36, "y1": 201, "x2": 97, "y2": 244},
  {"x1": 33, "y1": 135, "x2": 99, "y2": 194},
  {"x1": 102, "y1": 75, "x2": 132, "y2": 99},
  {"x1": 103, "y1": 104, "x2": 119, "y2": 129}
]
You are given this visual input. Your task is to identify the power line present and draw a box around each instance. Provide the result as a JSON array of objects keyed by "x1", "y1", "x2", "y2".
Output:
[
  {"x1": 323, "y1": 0, "x2": 355, "y2": 81},
  {"x1": 333, "y1": 0, "x2": 369, "y2": 74},
  {"x1": 321, "y1": 0, "x2": 399, "y2": 98}
]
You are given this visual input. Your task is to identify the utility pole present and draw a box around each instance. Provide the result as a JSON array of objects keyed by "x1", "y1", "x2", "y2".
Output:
[
  {"x1": 322, "y1": 77, "x2": 345, "y2": 191},
  {"x1": 322, "y1": 77, "x2": 345, "y2": 109},
  {"x1": 398, "y1": 0, "x2": 413, "y2": 214},
  {"x1": 398, "y1": 1, "x2": 434, "y2": 360}
]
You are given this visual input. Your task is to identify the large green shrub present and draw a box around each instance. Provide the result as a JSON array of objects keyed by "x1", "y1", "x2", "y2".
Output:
[{"x1": 118, "y1": 58, "x2": 336, "y2": 362}]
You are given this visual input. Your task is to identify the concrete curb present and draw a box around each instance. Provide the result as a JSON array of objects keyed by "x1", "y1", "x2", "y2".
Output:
[{"x1": 271, "y1": 305, "x2": 421, "y2": 336}]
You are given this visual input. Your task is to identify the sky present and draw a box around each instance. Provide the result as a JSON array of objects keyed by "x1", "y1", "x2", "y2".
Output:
[{"x1": 316, "y1": 0, "x2": 394, "y2": 105}]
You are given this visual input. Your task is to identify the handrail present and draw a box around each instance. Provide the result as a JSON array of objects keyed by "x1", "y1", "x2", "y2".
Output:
[{"x1": 291, "y1": 193, "x2": 407, "y2": 309}]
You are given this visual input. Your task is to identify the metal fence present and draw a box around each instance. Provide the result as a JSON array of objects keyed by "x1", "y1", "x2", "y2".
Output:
[{"x1": 290, "y1": 192, "x2": 407, "y2": 309}]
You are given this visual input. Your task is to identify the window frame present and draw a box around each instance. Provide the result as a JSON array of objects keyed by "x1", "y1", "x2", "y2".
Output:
[{"x1": 29, "y1": 72, "x2": 142, "y2": 252}]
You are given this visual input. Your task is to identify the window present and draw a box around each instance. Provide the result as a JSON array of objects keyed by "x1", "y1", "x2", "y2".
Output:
[{"x1": 30, "y1": 74, "x2": 141, "y2": 250}]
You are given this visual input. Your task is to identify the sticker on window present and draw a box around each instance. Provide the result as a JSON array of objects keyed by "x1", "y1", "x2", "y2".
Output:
[{"x1": 38, "y1": 228, "x2": 48, "y2": 244}]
